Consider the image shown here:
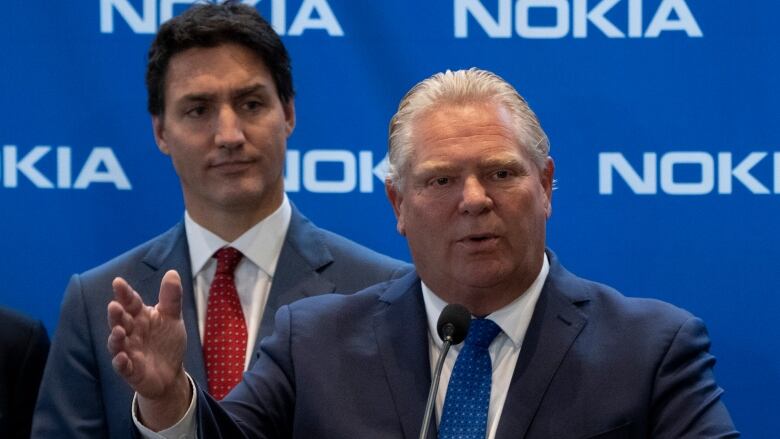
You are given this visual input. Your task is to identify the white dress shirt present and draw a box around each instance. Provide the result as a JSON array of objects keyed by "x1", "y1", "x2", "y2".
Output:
[
  {"x1": 422, "y1": 253, "x2": 549, "y2": 439},
  {"x1": 135, "y1": 196, "x2": 291, "y2": 439},
  {"x1": 185, "y1": 196, "x2": 291, "y2": 369},
  {"x1": 138, "y1": 252, "x2": 549, "y2": 439}
]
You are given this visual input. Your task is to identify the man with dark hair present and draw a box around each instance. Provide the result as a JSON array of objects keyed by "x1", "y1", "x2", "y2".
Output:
[
  {"x1": 109, "y1": 68, "x2": 737, "y2": 438},
  {"x1": 0, "y1": 307, "x2": 49, "y2": 439},
  {"x1": 32, "y1": 3, "x2": 409, "y2": 438}
]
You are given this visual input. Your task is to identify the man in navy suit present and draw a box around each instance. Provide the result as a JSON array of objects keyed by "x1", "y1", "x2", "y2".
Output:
[
  {"x1": 32, "y1": 3, "x2": 408, "y2": 438},
  {"x1": 0, "y1": 307, "x2": 49, "y2": 439},
  {"x1": 108, "y1": 69, "x2": 738, "y2": 438}
]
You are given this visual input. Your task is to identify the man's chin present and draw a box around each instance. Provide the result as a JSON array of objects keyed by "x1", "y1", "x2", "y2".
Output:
[
  {"x1": 214, "y1": 189, "x2": 268, "y2": 211},
  {"x1": 453, "y1": 265, "x2": 513, "y2": 289}
]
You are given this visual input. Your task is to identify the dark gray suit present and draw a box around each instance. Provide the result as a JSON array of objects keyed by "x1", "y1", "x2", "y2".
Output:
[
  {"x1": 32, "y1": 206, "x2": 410, "y2": 438},
  {"x1": 193, "y1": 251, "x2": 737, "y2": 438}
]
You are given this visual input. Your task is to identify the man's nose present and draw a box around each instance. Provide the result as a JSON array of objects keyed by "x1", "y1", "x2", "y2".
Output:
[
  {"x1": 214, "y1": 106, "x2": 246, "y2": 149},
  {"x1": 458, "y1": 176, "x2": 493, "y2": 215}
]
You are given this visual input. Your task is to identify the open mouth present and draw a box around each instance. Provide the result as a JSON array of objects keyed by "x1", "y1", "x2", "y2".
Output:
[{"x1": 460, "y1": 234, "x2": 498, "y2": 245}]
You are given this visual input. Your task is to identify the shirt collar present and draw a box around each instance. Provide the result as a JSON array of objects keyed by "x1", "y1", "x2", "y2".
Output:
[
  {"x1": 422, "y1": 253, "x2": 550, "y2": 349},
  {"x1": 184, "y1": 195, "x2": 292, "y2": 278}
]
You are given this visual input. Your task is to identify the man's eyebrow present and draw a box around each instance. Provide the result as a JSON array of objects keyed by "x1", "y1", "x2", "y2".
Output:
[
  {"x1": 415, "y1": 161, "x2": 457, "y2": 174},
  {"x1": 232, "y1": 83, "x2": 270, "y2": 99},
  {"x1": 480, "y1": 157, "x2": 524, "y2": 168},
  {"x1": 177, "y1": 92, "x2": 215, "y2": 103},
  {"x1": 175, "y1": 84, "x2": 270, "y2": 103}
]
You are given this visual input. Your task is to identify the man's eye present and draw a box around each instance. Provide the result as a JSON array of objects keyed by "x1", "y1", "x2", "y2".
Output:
[
  {"x1": 243, "y1": 100, "x2": 263, "y2": 111},
  {"x1": 494, "y1": 170, "x2": 510, "y2": 179},
  {"x1": 430, "y1": 177, "x2": 449, "y2": 186},
  {"x1": 185, "y1": 106, "x2": 207, "y2": 118}
]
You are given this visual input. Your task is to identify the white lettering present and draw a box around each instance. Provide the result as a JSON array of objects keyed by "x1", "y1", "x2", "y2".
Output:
[
  {"x1": 57, "y1": 147, "x2": 72, "y2": 189},
  {"x1": 454, "y1": 0, "x2": 702, "y2": 39},
  {"x1": 73, "y1": 147, "x2": 132, "y2": 190},
  {"x1": 358, "y1": 151, "x2": 373, "y2": 193},
  {"x1": 599, "y1": 152, "x2": 657, "y2": 194},
  {"x1": 717, "y1": 152, "x2": 769, "y2": 194},
  {"x1": 303, "y1": 150, "x2": 356, "y2": 193},
  {"x1": 100, "y1": 0, "x2": 156, "y2": 34},
  {"x1": 455, "y1": 0, "x2": 512, "y2": 38},
  {"x1": 284, "y1": 149, "x2": 388, "y2": 193},
  {"x1": 100, "y1": 0, "x2": 343, "y2": 36},
  {"x1": 516, "y1": 0, "x2": 569, "y2": 39},
  {"x1": 775, "y1": 152, "x2": 780, "y2": 194},
  {"x1": 284, "y1": 149, "x2": 301, "y2": 192},
  {"x1": 659, "y1": 152, "x2": 713, "y2": 195},
  {"x1": 645, "y1": 0, "x2": 702, "y2": 37},
  {"x1": 573, "y1": 0, "x2": 623, "y2": 38},
  {"x1": 628, "y1": 0, "x2": 642, "y2": 37},
  {"x1": 287, "y1": 0, "x2": 344, "y2": 36},
  {"x1": 271, "y1": 0, "x2": 286, "y2": 35},
  {"x1": 3, "y1": 146, "x2": 54, "y2": 188},
  {"x1": 601, "y1": 151, "x2": 777, "y2": 195},
  {"x1": 1, "y1": 146, "x2": 133, "y2": 190}
]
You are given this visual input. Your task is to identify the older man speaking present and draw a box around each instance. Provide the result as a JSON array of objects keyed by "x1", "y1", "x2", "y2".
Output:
[{"x1": 108, "y1": 68, "x2": 738, "y2": 438}]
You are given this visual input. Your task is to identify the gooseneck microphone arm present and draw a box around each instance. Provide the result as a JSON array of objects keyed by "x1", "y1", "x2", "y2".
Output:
[
  {"x1": 419, "y1": 330, "x2": 453, "y2": 439},
  {"x1": 418, "y1": 304, "x2": 471, "y2": 439}
]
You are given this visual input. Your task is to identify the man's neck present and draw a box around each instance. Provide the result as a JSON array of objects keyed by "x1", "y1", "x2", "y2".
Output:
[
  {"x1": 422, "y1": 258, "x2": 547, "y2": 317},
  {"x1": 185, "y1": 197, "x2": 283, "y2": 242}
]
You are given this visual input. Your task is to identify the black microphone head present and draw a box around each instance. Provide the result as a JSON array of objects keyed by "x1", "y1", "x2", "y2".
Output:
[{"x1": 436, "y1": 304, "x2": 471, "y2": 345}]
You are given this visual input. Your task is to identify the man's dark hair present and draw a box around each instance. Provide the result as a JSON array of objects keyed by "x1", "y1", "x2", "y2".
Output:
[{"x1": 146, "y1": 1, "x2": 294, "y2": 116}]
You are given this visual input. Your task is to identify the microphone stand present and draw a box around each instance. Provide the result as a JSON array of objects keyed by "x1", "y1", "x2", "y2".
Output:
[{"x1": 418, "y1": 332, "x2": 453, "y2": 439}]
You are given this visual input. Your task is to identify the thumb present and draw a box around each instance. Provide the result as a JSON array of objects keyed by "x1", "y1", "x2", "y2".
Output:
[{"x1": 157, "y1": 270, "x2": 183, "y2": 319}]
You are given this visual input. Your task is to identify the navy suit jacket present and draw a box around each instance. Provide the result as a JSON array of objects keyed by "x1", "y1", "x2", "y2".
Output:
[
  {"x1": 194, "y1": 251, "x2": 738, "y2": 438},
  {"x1": 0, "y1": 307, "x2": 49, "y2": 439},
  {"x1": 32, "y1": 206, "x2": 410, "y2": 438}
]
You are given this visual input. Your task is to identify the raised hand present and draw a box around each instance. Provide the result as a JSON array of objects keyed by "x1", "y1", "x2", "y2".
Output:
[{"x1": 107, "y1": 270, "x2": 191, "y2": 430}]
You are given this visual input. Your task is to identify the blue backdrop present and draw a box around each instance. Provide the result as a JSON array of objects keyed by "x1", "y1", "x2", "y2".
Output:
[{"x1": 1, "y1": 1, "x2": 776, "y2": 436}]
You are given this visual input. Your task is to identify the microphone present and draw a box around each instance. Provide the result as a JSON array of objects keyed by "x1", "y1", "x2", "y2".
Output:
[{"x1": 418, "y1": 303, "x2": 471, "y2": 439}]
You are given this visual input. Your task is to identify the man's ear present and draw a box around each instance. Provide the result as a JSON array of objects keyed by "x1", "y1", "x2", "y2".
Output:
[
  {"x1": 542, "y1": 157, "x2": 555, "y2": 219},
  {"x1": 152, "y1": 116, "x2": 170, "y2": 155},
  {"x1": 283, "y1": 98, "x2": 296, "y2": 137},
  {"x1": 385, "y1": 179, "x2": 406, "y2": 236}
]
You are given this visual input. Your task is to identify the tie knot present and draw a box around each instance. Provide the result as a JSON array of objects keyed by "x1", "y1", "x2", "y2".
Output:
[
  {"x1": 214, "y1": 247, "x2": 242, "y2": 275},
  {"x1": 465, "y1": 318, "x2": 501, "y2": 349}
]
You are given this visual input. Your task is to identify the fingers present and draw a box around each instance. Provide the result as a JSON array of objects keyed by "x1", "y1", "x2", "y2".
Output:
[
  {"x1": 112, "y1": 277, "x2": 144, "y2": 317},
  {"x1": 157, "y1": 270, "x2": 183, "y2": 320},
  {"x1": 107, "y1": 300, "x2": 132, "y2": 336},
  {"x1": 107, "y1": 323, "x2": 135, "y2": 378},
  {"x1": 111, "y1": 351, "x2": 134, "y2": 378}
]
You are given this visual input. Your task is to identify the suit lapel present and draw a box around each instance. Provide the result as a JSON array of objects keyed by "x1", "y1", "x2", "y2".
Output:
[
  {"x1": 251, "y1": 207, "x2": 336, "y2": 366},
  {"x1": 495, "y1": 253, "x2": 590, "y2": 439},
  {"x1": 135, "y1": 222, "x2": 208, "y2": 387},
  {"x1": 373, "y1": 273, "x2": 434, "y2": 439}
]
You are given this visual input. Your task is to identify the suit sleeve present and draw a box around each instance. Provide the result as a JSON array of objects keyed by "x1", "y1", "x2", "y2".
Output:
[
  {"x1": 194, "y1": 304, "x2": 296, "y2": 439},
  {"x1": 32, "y1": 274, "x2": 109, "y2": 438},
  {"x1": 650, "y1": 317, "x2": 740, "y2": 438}
]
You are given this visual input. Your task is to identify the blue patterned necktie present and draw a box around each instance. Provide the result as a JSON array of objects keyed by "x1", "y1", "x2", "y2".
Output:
[{"x1": 438, "y1": 318, "x2": 502, "y2": 439}]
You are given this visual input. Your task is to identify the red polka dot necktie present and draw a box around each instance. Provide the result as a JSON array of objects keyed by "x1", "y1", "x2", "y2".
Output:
[{"x1": 203, "y1": 247, "x2": 247, "y2": 400}]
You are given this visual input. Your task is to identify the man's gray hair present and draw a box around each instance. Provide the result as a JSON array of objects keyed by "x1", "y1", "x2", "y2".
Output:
[{"x1": 386, "y1": 68, "x2": 550, "y2": 188}]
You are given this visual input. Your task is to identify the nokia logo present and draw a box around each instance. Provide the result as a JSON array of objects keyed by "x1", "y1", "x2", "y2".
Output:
[
  {"x1": 100, "y1": 0, "x2": 343, "y2": 36},
  {"x1": 284, "y1": 149, "x2": 388, "y2": 194},
  {"x1": 599, "y1": 152, "x2": 780, "y2": 195},
  {"x1": 1, "y1": 145, "x2": 388, "y2": 194},
  {"x1": 1, "y1": 146, "x2": 131, "y2": 190},
  {"x1": 455, "y1": 0, "x2": 702, "y2": 39}
]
